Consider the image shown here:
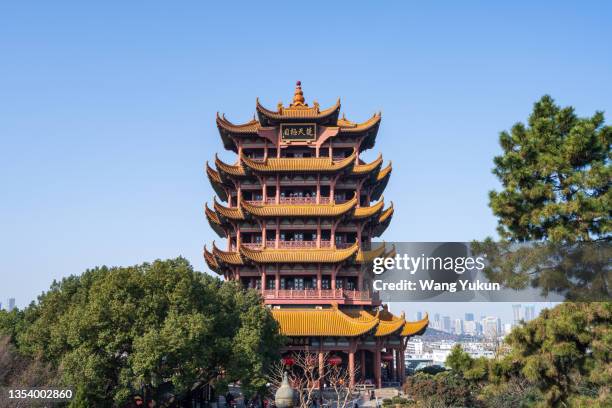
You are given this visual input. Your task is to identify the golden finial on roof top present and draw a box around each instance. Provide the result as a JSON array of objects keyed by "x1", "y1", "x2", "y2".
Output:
[{"x1": 290, "y1": 80, "x2": 307, "y2": 107}]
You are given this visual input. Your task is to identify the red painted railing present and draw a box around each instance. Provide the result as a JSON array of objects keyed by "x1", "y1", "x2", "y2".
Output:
[
  {"x1": 246, "y1": 197, "x2": 331, "y2": 205},
  {"x1": 238, "y1": 241, "x2": 334, "y2": 249},
  {"x1": 335, "y1": 242, "x2": 355, "y2": 249},
  {"x1": 262, "y1": 289, "x2": 372, "y2": 302},
  {"x1": 241, "y1": 242, "x2": 262, "y2": 249},
  {"x1": 267, "y1": 240, "x2": 333, "y2": 249}
]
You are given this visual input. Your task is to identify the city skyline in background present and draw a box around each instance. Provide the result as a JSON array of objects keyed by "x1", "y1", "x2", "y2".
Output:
[
  {"x1": 406, "y1": 302, "x2": 550, "y2": 329},
  {"x1": 1, "y1": 2, "x2": 610, "y2": 310}
]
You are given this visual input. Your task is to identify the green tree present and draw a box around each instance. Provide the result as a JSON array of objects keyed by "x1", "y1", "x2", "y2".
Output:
[
  {"x1": 445, "y1": 344, "x2": 488, "y2": 381},
  {"x1": 466, "y1": 96, "x2": 611, "y2": 407},
  {"x1": 504, "y1": 302, "x2": 611, "y2": 407},
  {"x1": 474, "y1": 96, "x2": 611, "y2": 299},
  {"x1": 0, "y1": 258, "x2": 284, "y2": 407},
  {"x1": 489, "y1": 95, "x2": 610, "y2": 243},
  {"x1": 403, "y1": 371, "x2": 480, "y2": 407}
]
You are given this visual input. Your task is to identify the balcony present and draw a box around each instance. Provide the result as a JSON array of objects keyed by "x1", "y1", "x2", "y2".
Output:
[
  {"x1": 246, "y1": 197, "x2": 331, "y2": 205},
  {"x1": 241, "y1": 242, "x2": 263, "y2": 249},
  {"x1": 268, "y1": 240, "x2": 332, "y2": 249},
  {"x1": 335, "y1": 242, "x2": 355, "y2": 249},
  {"x1": 262, "y1": 289, "x2": 379, "y2": 305},
  {"x1": 237, "y1": 241, "x2": 354, "y2": 250}
]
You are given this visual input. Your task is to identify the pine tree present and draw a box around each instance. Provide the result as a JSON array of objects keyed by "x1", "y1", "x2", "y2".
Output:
[{"x1": 490, "y1": 95, "x2": 610, "y2": 243}]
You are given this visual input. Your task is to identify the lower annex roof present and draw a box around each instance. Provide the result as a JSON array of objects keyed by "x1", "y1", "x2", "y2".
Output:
[{"x1": 271, "y1": 305, "x2": 429, "y2": 337}]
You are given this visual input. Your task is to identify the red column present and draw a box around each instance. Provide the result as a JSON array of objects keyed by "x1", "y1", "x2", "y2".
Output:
[
  {"x1": 331, "y1": 266, "x2": 337, "y2": 290},
  {"x1": 261, "y1": 221, "x2": 266, "y2": 247},
  {"x1": 349, "y1": 351, "x2": 355, "y2": 388},
  {"x1": 374, "y1": 347, "x2": 381, "y2": 389},
  {"x1": 318, "y1": 351, "x2": 325, "y2": 388},
  {"x1": 261, "y1": 268, "x2": 266, "y2": 295},
  {"x1": 275, "y1": 219, "x2": 280, "y2": 248},
  {"x1": 399, "y1": 345, "x2": 406, "y2": 384},
  {"x1": 360, "y1": 350, "x2": 366, "y2": 381},
  {"x1": 275, "y1": 266, "x2": 280, "y2": 296},
  {"x1": 330, "y1": 177, "x2": 336, "y2": 202},
  {"x1": 275, "y1": 176, "x2": 280, "y2": 203}
]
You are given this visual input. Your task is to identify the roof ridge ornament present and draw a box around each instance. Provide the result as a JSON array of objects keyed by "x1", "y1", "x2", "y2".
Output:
[{"x1": 289, "y1": 81, "x2": 307, "y2": 107}]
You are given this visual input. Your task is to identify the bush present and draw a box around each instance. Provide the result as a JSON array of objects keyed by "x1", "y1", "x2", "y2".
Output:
[{"x1": 403, "y1": 371, "x2": 480, "y2": 407}]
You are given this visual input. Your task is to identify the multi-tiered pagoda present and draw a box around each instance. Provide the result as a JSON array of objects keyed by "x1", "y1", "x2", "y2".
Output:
[{"x1": 204, "y1": 82, "x2": 428, "y2": 388}]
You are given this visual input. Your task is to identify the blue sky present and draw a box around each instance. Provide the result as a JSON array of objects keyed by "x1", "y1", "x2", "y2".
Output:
[{"x1": 1, "y1": 1, "x2": 610, "y2": 318}]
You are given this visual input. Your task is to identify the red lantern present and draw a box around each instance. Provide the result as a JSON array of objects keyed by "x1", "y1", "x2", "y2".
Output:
[
  {"x1": 381, "y1": 353, "x2": 394, "y2": 362},
  {"x1": 282, "y1": 356, "x2": 294, "y2": 366},
  {"x1": 328, "y1": 355, "x2": 342, "y2": 366}
]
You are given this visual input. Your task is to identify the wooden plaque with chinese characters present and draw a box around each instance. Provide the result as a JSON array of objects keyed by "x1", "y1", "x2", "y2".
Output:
[{"x1": 280, "y1": 123, "x2": 317, "y2": 141}]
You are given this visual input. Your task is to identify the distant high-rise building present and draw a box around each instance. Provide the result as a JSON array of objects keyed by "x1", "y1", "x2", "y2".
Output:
[
  {"x1": 454, "y1": 318, "x2": 463, "y2": 335},
  {"x1": 465, "y1": 313, "x2": 474, "y2": 322},
  {"x1": 464, "y1": 320, "x2": 477, "y2": 335},
  {"x1": 524, "y1": 305, "x2": 536, "y2": 321},
  {"x1": 512, "y1": 304, "x2": 522, "y2": 325},
  {"x1": 417, "y1": 311, "x2": 423, "y2": 321},
  {"x1": 0, "y1": 302, "x2": 2, "y2": 310},
  {"x1": 8, "y1": 298, "x2": 16, "y2": 312},
  {"x1": 432, "y1": 313, "x2": 441, "y2": 330},
  {"x1": 482, "y1": 316, "x2": 501, "y2": 338},
  {"x1": 442, "y1": 315, "x2": 451, "y2": 332}
]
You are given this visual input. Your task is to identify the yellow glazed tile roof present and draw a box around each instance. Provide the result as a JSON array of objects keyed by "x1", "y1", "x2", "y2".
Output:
[
  {"x1": 343, "y1": 309, "x2": 427, "y2": 337},
  {"x1": 212, "y1": 242, "x2": 244, "y2": 265},
  {"x1": 215, "y1": 154, "x2": 384, "y2": 178},
  {"x1": 204, "y1": 204, "x2": 225, "y2": 237},
  {"x1": 376, "y1": 162, "x2": 392, "y2": 181},
  {"x1": 271, "y1": 305, "x2": 378, "y2": 337},
  {"x1": 206, "y1": 162, "x2": 222, "y2": 184},
  {"x1": 353, "y1": 199, "x2": 385, "y2": 219},
  {"x1": 383, "y1": 244, "x2": 396, "y2": 259},
  {"x1": 205, "y1": 204, "x2": 222, "y2": 225},
  {"x1": 337, "y1": 113, "x2": 382, "y2": 133},
  {"x1": 214, "y1": 199, "x2": 245, "y2": 220},
  {"x1": 355, "y1": 242, "x2": 388, "y2": 263},
  {"x1": 374, "y1": 310, "x2": 406, "y2": 337},
  {"x1": 401, "y1": 313, "x2": 429, "y2": 336},
  {"x1": 216, "y1": 113, "x2": 261, "y2": 134},
  {"x1": 241, "y1": 154, "x2": 356, "y2": 173},
  {"x1": 256, "y1": 97, "x2": 341, "y2": 120},
  {"x1": 240, "y1": 243, "x2": 359, "y2": 263},
  {"x1": 203, "y1": 246, "x2": 222, "y2": 274},
  {"x1": 213, "y1": 197, "x2": 383, "y2": 221},
  {"x1": 215, "y1": 155, "x2": 246, "y2": 176},
  {"x1": 379, "y1": 204, "x2": 394, "y2": 223},
  {"x1": 241, "y1": 197, "x2": 357, "y2": 217},
  {"x1": 206, "y1": 162, "x2": 229, "y2": 201},
  {"x1": 353, "y1": 154, "x2": 383, "y2": 175}
]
